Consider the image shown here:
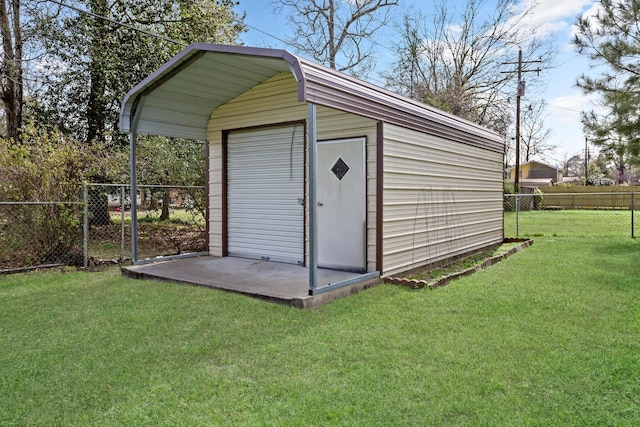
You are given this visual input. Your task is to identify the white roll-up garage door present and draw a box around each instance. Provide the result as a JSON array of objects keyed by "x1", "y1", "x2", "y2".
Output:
[{"x1": 227, "y1": 124, "x2": 304, "y2": 264}]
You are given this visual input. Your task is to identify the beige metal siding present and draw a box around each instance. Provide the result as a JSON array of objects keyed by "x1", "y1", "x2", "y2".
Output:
[
  {"x1": 382, "y1": 124, "x2": 504, "y2": 276},
  {"x1": 207, "y1": 72, "x2": 379, "y2": 272}
]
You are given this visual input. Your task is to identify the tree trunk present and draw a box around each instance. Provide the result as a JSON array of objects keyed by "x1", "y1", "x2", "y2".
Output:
[
  {"x1": 160, "y1": 189, "x2": 170, "y2": 221},
  {"x1": 328, "y1": 0, "x2": 335, "y2": 69},
  {"x1": 88, "y1": 188, "x2": 111, "y2": 226},
  {"x1": 0, "y1": 0, "x2": 23, "y2": 143},
  {"x1": 86, "y1": 0, "x2": 108, "y2": 144}
]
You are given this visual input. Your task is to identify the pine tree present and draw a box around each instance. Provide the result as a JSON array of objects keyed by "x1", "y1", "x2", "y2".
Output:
[{"x1": 574, "y1": 0, "x2": 640, "y2": 168}]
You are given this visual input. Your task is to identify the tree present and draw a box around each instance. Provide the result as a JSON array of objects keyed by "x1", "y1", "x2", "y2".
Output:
[
  {"x1": 0, "y1": 123, "x2": 113, "y2": 262},
  {"x1": 384, "y1": 0, "x2": 554, "y2": 134},
  {"x1": 272, "y1": 0, "x2": 398, "y2": 75},
  {"x1": 86, "y1": 0, "x2": 108, "y2": 145},
  {"x1": 137, "y1": 136, "x2": 206, "y2": 221},
  {"x1": 588, "y1": 136, "x2": 631, "y2": 183},
  {"x1": 24, "y1": 1, "x2": 243, "y2": 226},
  {"x1": 33, "y1": 0, "x2": 246, "y2": 145},
  {"x1": 586, "y1": 152, "x2": 615, "y2": 185},
  {"x1": 0, "y1": 0, "x2": 23, "y2": 142},
  {"x1": 574, "y1": 0, "x2": 640, "y2": 166},
  {"x1": 605, "y1": 143, "x2": 630, "y2": 183},
  {"x1": 562, "y1": 153, "x2": 585, "y2": 178},
  {"x1": 581, "y1": 92, "x2": 638, "y2": 183},
  {"x1": 520, "y1": 100, "x2": 554, "y2": 162}
]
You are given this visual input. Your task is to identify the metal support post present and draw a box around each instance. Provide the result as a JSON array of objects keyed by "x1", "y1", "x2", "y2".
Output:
[
  {"x1": 515, "y1": 51, "x2": 522, "y2": 193},
  {"x1": 120, "y1": 185, "x2": 126, "y2": 262},
  {"x1": 632, "y1": 192, "x2": 635, "y2": 238},
  {"x1": 83, "y1": 182, "x2": 89, "y2": 268},
  {"x1": 130, "y1": 130, "x2": 138, "y2": 263},
  {"x1": 308, "y1": 103, "x2": 318, "y2": 293},
  {"x1": 515, "y1": 194, "x2": 520, "y2": 238},
  {"x1": 129, "y1": 95, "x2": 145, "y2": 264}
]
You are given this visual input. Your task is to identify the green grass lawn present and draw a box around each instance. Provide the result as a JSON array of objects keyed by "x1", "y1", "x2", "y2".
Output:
[
  {"x1": 1, "y1": 237, "x2": 639, "y2": 425},
  {"x1": 110, "y1": 208, "x2": 206, "y2": 227},
  {"x1": 504, "y1": 209, "x2": 640, "y2": 238}
]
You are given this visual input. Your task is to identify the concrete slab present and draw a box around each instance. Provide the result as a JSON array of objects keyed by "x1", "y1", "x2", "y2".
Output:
[{"x1": 122, "y1": 256, "x2": 380, "y2": 308}]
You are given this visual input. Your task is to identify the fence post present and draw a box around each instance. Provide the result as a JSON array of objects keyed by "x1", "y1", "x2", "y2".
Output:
[
  {"x1": 120, "y1": 185, "x2": 126, "y2": 262},
  {"x1": 632, "y1": 192, "x2": 635, "y2": 238},
  {"x1": 515, "y1": 194, "x2": 520, "y2": 238},
  {"x1": 83, "y1": 182, "x2": 89, "y2": 268}
]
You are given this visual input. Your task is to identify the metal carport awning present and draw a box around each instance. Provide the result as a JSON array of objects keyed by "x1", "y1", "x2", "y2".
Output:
[
  {"x1": 120, "y1": 43, "x2": 326, "y2": 293},
  {"x1": 121, "y1": 43, "x2": 504, "y2": 150},
  {"x1": 120, "y1": 44, "x2": 302, "y2": 140}
]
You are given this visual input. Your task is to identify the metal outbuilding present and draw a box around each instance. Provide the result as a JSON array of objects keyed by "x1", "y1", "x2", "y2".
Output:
[{"x1": 120, "y1": 43, "x2": 504, "y2": 296}]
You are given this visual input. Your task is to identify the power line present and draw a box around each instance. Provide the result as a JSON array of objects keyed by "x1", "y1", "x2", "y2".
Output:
[
  {"x1": 547, "y1": 103, "x2": 583, "y2": 113},
  {"x1": 241, "y1": 22, "x2": 290, "y2": 47},
  {"x1": 44, "y1": 0, "x2": 586, "y2": 128},
  {"x1": 46, "y1": 0, "x2": 186, "y2": 47},
  {"x1": 47, "y1": 0, "x2": 392, "y2": 87},
  {"x1": 238, "y1": 6, "x2": 398, "y2": 87}
]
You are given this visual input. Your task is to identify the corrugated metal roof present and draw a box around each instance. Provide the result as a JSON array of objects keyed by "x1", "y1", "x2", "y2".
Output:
[{"x1": 120, "y1": 43, "x2": 503, "y2": 152}]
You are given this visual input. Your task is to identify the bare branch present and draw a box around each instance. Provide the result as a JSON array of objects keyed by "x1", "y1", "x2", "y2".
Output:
[
  {"x1": 384, "y1": 0, "x2": 555, "y2": 136},
  {"x1": 272, "y1": 0, "x2": 398, "y2": 75}
]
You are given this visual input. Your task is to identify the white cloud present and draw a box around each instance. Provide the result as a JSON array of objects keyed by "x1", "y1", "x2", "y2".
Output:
[
  {"x1": 550, "y1": 91, "x2": 603, "y2": 114},
  {"x1": 512, "y1": 0, "x2": 597, "y2": 39},
  {"x1": 550, "y1": 92, "x2": 587, "y2": 114},
  {"x1": 569, "y1": 0, "x2": 604, "y2": 39},
  {"x1": 545, "y1": 91, "x2": 605, "y2": 156},
  {"x1": 576, "y1": 0, "x2": 604, "y2": 21}
]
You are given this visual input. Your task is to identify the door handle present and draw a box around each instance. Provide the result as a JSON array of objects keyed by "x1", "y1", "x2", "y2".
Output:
[{"x1": 317, "y1": 202, "x2": 323, "y2": 206}]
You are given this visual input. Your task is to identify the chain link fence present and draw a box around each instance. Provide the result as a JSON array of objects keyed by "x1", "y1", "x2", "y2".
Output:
[
  {"x1": 4, "y1": 187, "x2": 637, "y2": 272},
  {"x1": 0, "y1": 202, "x2": 84, "y2": 272},
  {"x1": 504, "y1": 192, "x2": 638, "y2": 238},
  {"x1": 84, "y1": 183, "x2": 207, "y2": 266},
  {"x1": 1, "y1": 183, "x2": 206, "y2": 273}
]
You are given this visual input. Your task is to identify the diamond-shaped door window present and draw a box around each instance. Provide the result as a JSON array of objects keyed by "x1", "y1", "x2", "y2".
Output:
[{"x1": 331, "y1": 157, "x2": 350, "y2": 181}]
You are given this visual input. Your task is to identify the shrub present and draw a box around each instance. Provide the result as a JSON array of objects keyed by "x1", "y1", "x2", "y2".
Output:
[
  {"x1": 0, "y1": 125, "x2": 110, "y2": 265},
  {"x1": 504, "y1": 179, "x2": 516, "y2": 194},
  {"x1": 533, "y1": 188, "x2": 544, "y2": 210},
  {"x1": 586, "y1": 172, "x2": 615, "y2": 186}
]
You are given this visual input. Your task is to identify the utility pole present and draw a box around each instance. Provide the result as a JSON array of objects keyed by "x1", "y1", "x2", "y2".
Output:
[
  {"x1": 502, "y1": 50, "x2": 541, "y2": 193},
  {"x1": 584, "y1": 137, "x2": 590, "y2": 183}
]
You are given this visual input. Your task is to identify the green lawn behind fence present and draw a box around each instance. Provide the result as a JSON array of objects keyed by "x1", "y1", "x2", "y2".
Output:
[
  {"x1": 1, "y1": 236, "x2": 639, "y2": 425},
  {"x1": 505, "y1": 209, "x2": 640, "y2": 238}
]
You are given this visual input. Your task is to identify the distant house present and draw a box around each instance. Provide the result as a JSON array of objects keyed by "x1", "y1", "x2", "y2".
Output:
[{"x1": 507, "y1": 160, "x2": 563, "y2": 187}]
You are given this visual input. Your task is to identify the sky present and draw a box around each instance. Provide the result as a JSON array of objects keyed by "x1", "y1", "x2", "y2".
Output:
[{"x1": 233, "y1": 0, "x2": 602, "y2": 167}]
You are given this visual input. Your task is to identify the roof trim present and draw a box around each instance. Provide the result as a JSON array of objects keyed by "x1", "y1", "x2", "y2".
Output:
[
  {"x1": 294, "y1": 56, "x2": 503, "y2": 152},
  {"x1": 119, "y1": 44, "x2": 306, "y2": 138},
  {"x1": 120, "y1": 43, "x2": 503, "y2": 153},
  {"x1": 506, "y1": 160, "x2": 562, "y2": 172}
]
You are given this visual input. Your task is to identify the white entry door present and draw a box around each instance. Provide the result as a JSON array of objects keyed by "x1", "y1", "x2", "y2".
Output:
[{"x1": 317, "y1": 138, "x2": 366, "y2": 272}]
